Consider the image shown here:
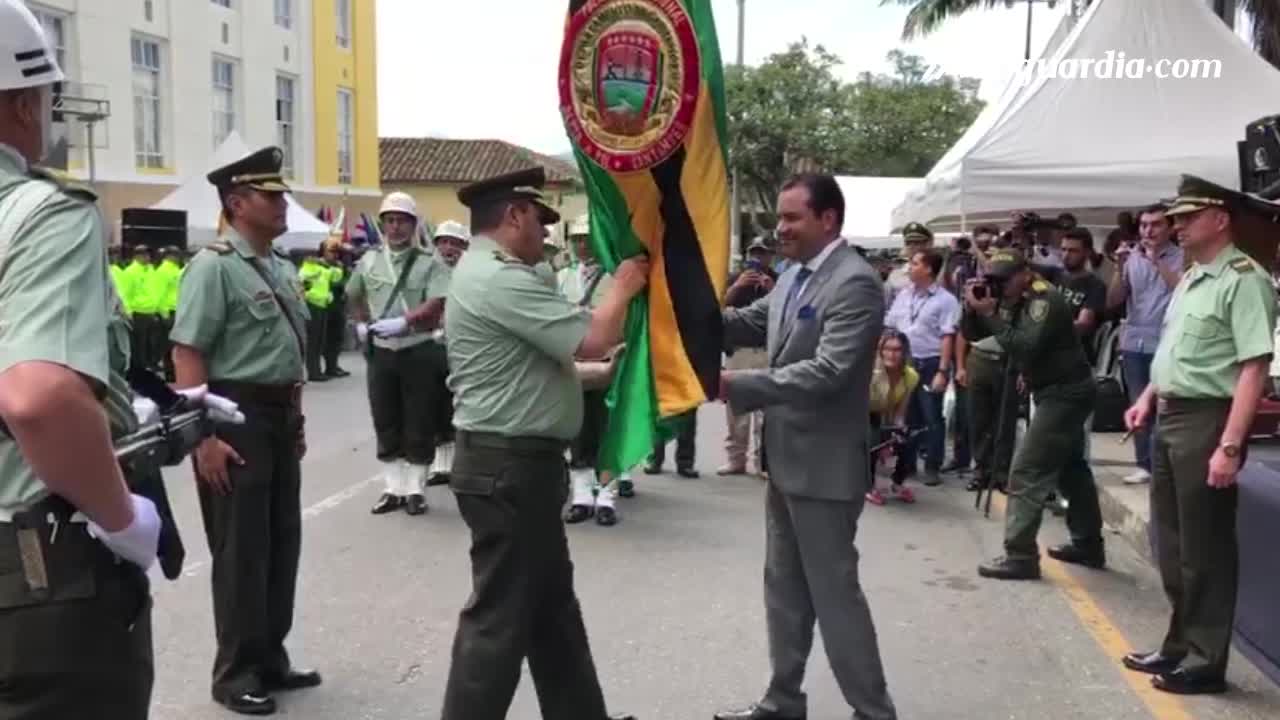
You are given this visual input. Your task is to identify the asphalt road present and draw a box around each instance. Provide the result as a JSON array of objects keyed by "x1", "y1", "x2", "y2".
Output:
[{"x1": 149, "y1": 355, "x2": 1280, "y2": 720}]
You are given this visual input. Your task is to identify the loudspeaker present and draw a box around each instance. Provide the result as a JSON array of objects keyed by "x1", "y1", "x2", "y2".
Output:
[
  {"x1": 1240, "y1": 115, "x2": 1280, "y2": 199},
  {"x1": 121, "y1": 208, "x2": 187, "y2": 252}
]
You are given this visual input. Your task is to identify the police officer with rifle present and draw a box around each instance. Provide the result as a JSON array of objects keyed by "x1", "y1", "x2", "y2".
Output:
[{"x1": 0, "y1": 3, "x2": 239, "y2": 714}]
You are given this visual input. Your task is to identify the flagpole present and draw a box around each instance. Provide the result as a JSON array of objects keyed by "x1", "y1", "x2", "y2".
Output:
[{"x1": 728, "y1": 0, "x2": 745, "y2": 277}]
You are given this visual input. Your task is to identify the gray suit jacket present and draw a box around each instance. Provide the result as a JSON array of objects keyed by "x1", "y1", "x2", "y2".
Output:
[{"x1": 723, "y1": 243, "x2": 885, "y2": 501}]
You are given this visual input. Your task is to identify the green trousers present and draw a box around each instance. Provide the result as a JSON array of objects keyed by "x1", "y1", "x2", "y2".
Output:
[
  {"x1": 1004, "y1": 379, "x2": 1102, "y2": 559},
  {"x1": 1151, "y1": 398, "x2": 1238, "y2": 674},
  {"x1": 966, "y1": 350, "x2": 1017, "y2": 487},
  {"x1": 442, "y1": 432, "x2": 610, "y2": 720},
  {"x1": 0, "y1": 507, "x2": 153, "y2": 719}
]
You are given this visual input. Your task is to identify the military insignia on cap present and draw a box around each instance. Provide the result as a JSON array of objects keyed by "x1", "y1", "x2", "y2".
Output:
[{"x1": 1028, "y1": 299, "x2": 1049, "y2": 322}]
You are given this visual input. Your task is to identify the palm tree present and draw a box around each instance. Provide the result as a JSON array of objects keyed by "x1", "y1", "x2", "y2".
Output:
[
  {"x1": 881, "y1": 0, "x2": 1280, "y2": 70},
  {"x1": 1241, "y1": 0, "x2": 1280, "y2": 69}
]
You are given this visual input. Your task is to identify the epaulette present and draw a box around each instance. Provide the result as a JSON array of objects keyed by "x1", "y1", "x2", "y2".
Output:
[
  {"x1": 27, "y1": 166, "x2": 97, "y2": 202},
  {"x1": 206, "y1": 242, "x2": 234, "y2": 255},
  {"x1": 492, "y1": 250, "x2": 522, "y2": 265},
  {"x1": 1229, "y1": 257, "x2": 1255, "y2": 274}
]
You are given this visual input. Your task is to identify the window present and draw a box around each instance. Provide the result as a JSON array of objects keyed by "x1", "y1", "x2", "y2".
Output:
[
  {"x1": 211, "y1": 58, "x2": 236, "y2": 148},
  {"x1": 31, "y1": 9, "x2": 68, "y2": 72},
  {"x1": 276, "y1": 75, "x2": 296, "y2": 178},
  {"x1": 274, "y1": 0, "x2": 292, "y2": 29},
  {"x1": 335, "y1": 0, "x2": 351, "y2": 49},
  {"x1": 336, "y1": 88, "x2": 354, "y2": 184},
  {"x1": 211, "y1": 0, "x2": 231, "y2": 7},
  {"x1": 144, "y1": 0, "x2": 153, "y2": 22},
  {"x1": 131, "y1": 36, "x2": 164, "y2": 168}
]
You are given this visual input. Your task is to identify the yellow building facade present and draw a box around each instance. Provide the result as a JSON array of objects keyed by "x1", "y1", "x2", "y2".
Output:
[{"x1": 311, "y1": 0, "x2": 380, "y2": 194}]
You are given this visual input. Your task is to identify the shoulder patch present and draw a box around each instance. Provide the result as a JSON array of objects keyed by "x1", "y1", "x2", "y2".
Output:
[
  {"x1": 206, "y1": 242, "x2": 234, "y2": 255},
  {"x1": 26, "y1": 166, "x2": 98, "y2": 202},
  {"x1": 1028, "y1": 298, "x2": 1049, "y2": 322},
  {"x1": 1031, "y1": 279, "x2": 1052, "y2": 293},
  {"x1": 1229, "y1": 257, "x2": 1255, "y2": 274}
]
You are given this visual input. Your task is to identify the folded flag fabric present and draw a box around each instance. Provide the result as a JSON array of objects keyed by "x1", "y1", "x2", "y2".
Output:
[{"x1": 559, "y1": 0, "x2": 730, "y2": 475}]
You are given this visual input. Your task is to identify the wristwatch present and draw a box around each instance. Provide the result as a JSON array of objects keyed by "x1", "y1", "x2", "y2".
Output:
[{"x1": 1220, "y1": 441, "x2": 1241, "y2": 459}]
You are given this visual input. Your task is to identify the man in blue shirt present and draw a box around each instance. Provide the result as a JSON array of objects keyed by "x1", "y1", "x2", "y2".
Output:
[{"x1": 1106, "y1": 204, "x2": 1184, "y2": 484}]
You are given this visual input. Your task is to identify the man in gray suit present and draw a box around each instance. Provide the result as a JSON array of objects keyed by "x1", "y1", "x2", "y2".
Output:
[{"x1": 714, "y1": 174, "x2": 896, "y2": 720}]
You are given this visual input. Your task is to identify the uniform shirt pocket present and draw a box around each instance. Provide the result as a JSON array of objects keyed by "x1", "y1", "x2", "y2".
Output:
[
  {"x1": 245, "y1": 294, "x2": 281, "y2": 323},
  {"x1": 1183, "y1": 312, "x2": 1230, "y2": 356}
]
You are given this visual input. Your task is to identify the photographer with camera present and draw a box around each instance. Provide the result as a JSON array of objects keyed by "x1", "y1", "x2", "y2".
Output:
[
  {"x1": 962, "y1": 250, "x2": 1105, "y2": 581},
  {"x1": 721, "y1": 237, "x2": 778, "y2": 476}
]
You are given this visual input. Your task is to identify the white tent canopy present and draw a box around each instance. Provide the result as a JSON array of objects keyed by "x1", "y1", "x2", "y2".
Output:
[
  {"x1": 152, "y1": 132, "x2": 331, "y2": 251},
  {"x1": 893, "y1": 0, "x2": 1280, "y2": 229}
]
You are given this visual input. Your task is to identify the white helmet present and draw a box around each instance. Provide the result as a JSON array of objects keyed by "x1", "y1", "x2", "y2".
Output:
[
  {"x1": 433, "y1": 220, "x2": 470, "y2": 243},
  {"x1": 0, "y1": 0, "x2": 65, "y2": 91},
  {"x1": 568, "y1": 214, "x2": 590, "y2": 238},
  {"x1": 378, "y1": 191, "x2": 418, "y2": 220}
]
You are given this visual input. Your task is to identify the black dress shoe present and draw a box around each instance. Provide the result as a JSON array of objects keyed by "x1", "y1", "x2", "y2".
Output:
[
  {"x1": 1152, "y1": 666, "x2": 1227, "y2": 695},
  {"x1": 922, "y1": 470, "x2": 943, "y2": 486},
  {"x1": 596, "y1": 506, "x2": 618, "y2": 526},
  {"x1": 713, "y1": 704, "x2": 805, "y2": 720},
  {"x1": 977, "y1": 555, "x2": 1041, "y2": 580},
  {"x1": 325, "y1": 368, "x2": 351, "y2": 378},
  {"x1": 308, "y1": 374, "x2": 329, "y2": 383},
  {"x1": 263, "y1": 668, "x2": 322, "y2": 691},
  {"x1": 676, "y1": 467, "x2": 700, "y2": 479},
  {"x1": 618, "y1": 479, "x2": 635, "y2": 498},
  {"x1": 425, "y1": 472, "x2": 451, "y2": 487},
  {"x1": 370, "y1": 493, "x2": 404, "y2": 515},
  {"x1": 643, "y1": 464, "x2": 663, "y2": 475},
  {"x1": 1047, "y1": 542, "x2": 1105, "y2": 569},
  {"x1": 1122, "y1": 650, "x2": 1185, "y2": 675},
  {"x1": 565, "y1": 504, "x2": 593, "y2": 524},
  {"x1": 404, "y1": 494, "x2": 428, "y2": 516},
  {"x1": 213, "y1": 691, "x2": 276, "y2": 716}
]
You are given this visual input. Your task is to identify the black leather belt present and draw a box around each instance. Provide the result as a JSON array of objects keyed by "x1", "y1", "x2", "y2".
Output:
[{"x1": 456, "y1": 431, "x2": 566, "y2": 455}]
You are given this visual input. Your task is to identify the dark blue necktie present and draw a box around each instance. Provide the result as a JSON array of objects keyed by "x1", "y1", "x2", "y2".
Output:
[{"x1": 782, "y1": 267, "x2": 813, "y2": 319}]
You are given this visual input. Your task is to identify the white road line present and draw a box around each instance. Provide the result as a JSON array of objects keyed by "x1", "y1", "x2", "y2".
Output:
[{"x1": 179, "y1": 473, "x2": 382, "y2": 578}]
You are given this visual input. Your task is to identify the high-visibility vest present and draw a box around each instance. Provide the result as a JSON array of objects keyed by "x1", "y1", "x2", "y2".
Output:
[{"x1": 299, "y1": 260, "x2": 332, "y2": 308}]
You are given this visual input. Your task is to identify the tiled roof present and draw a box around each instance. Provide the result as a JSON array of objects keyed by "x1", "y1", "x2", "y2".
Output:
[{"x1": 379, "y1": 137, "x2": 581, "y2": 185}]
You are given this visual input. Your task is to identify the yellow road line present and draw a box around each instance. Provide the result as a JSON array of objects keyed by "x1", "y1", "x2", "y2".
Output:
[{"x1": 991, "y1": 494, "x2": 1195, "y2": 720}]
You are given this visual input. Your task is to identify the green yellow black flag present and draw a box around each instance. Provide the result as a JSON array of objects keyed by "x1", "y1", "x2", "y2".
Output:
[{"x1": 559, "y1": 0, "x2": 730, "y2": 475}]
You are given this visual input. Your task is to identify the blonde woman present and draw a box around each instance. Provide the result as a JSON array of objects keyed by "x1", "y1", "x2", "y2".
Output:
[{"x1": 868, "y1": 330, "x2": 920, "y2": 505}]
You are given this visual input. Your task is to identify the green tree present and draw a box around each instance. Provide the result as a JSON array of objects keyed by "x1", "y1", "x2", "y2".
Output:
[
  {"x1": 725, "y1": 42, "x2": 983, "y2": 239},
  {"x1": 882, "y1": 0, "x2": 1280, "y2": 70},
  {"x1": 846, "y1": 50, "x2": 984, "y2": 177}
]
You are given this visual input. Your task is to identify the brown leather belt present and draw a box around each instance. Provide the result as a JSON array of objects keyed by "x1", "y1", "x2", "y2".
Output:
[{"x1": 456, "y1": 431, "x2": 566, "y2": 456}]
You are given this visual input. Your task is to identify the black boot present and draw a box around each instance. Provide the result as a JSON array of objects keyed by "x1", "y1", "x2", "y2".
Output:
[
  {"x1": 370, "y1": 493, "x2": 403, "y2": 515},
  {"x1": 978, "y1": 555, "x2": 1041, "y2": 580},
  {"x1": 1047, "y1": 542, "x2": 1105, "y2": 569}
]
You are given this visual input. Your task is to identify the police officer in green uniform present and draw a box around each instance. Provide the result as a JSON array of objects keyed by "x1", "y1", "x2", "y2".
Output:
[
  {"x1": 170, "y1": 146, "x2": 321, "y2": 715},
  {"x1": 440, "y1": 168, "x2": 644, "y2": 720},
  {"x1": 423, "y1": 220, "x2": 471, "y2": 485},
  {"x1": 956, "y1": 332, "x2": 1017, "y2": 493},
  {"x1": 347, "y1": 191, "x2": 450, "y2": 516},
  {"x1": 1121, "y1": 176, "x2": 1279, "y2": 695},
  {"x1": 961, "y1": 250, "x2": 1105, "y2": 580},
  {"x1": 0, "y1": 2, "x2": 161, "y2": 713}
]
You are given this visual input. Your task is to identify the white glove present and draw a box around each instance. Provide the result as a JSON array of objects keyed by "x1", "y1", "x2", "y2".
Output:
[
  {"x1": 370, "y1": 317, "x2": 409, "y2": 338},
  {"x1": 132, "y1": 397, "x2": 160, "y2": 426},
  {"x1": 87, "y1": 494, "x2": 161, "y2": 571},
  {"x1": 356, "y1": 322, "x2": 370, "y2": 343},
  {"x1": 176, "y1": 385, "x2": 246, "y2": 425}
]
